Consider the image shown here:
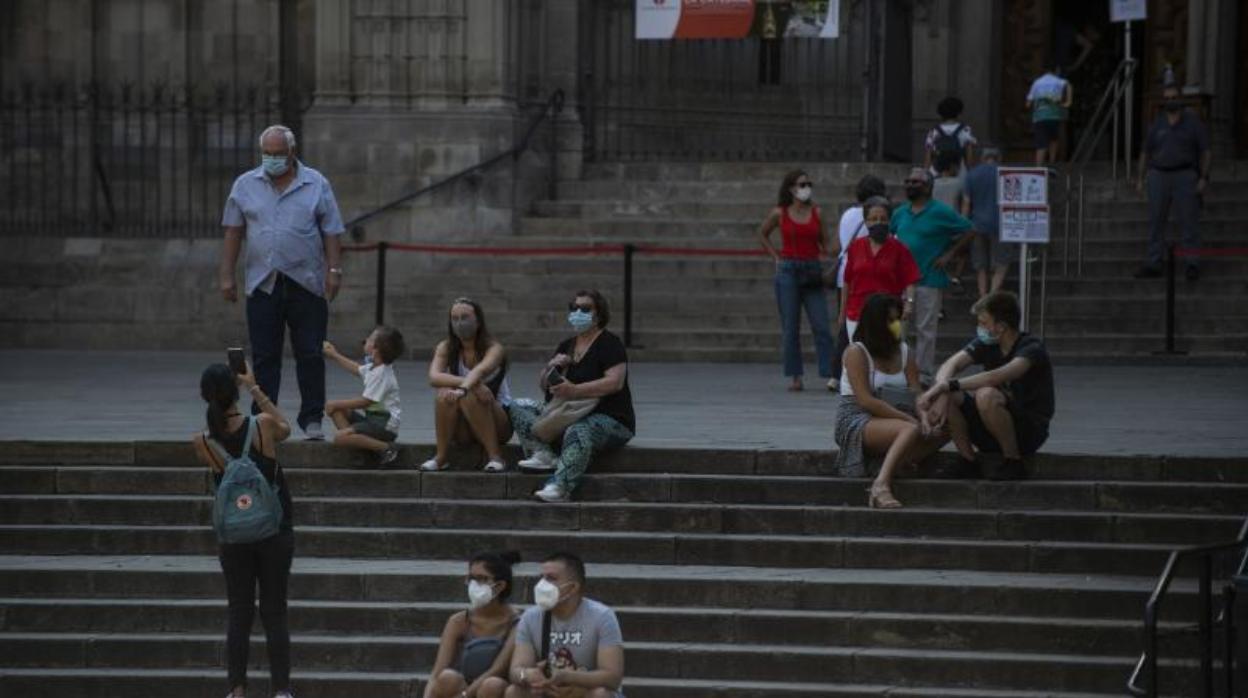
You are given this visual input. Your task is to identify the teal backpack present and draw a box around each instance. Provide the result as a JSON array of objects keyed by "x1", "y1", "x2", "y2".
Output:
[{"x1": 206, "y1": 417, "x2": 284, "y2": 544}]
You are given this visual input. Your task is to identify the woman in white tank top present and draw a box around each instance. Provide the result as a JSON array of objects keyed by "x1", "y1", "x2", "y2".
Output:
[
  {"x1": 833, "y1": 294, "x2": 948, "y2": 508},
  {"x1": 423, "y1": 298, "x2": 515, "y2": 473}
]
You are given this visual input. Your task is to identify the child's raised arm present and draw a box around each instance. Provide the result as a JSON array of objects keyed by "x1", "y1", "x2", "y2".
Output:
[{"x1": 323, "y1": 340, "x2": 362, "y2": 375}]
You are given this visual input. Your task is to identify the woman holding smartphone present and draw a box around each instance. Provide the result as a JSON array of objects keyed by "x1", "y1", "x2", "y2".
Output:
[
  {"x1": 507, "y1": 289, "x2": 635, "y2": 503},
  {"x1": 191, "y1": 359, "x2": 296, "y2": 698}
]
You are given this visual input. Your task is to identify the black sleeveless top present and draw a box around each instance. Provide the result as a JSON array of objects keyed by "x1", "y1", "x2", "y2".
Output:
[{"x1": 208, "y1": 419, "x2": 294, "y2": 532}]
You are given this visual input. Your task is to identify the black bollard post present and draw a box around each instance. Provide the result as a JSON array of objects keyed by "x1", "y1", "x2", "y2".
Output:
[
  {"x1": 623, "y1": 243, "x2": 635, "y2": 348},
  {"x1": 1164, "y1": 242, "x2": 1176, "y2": 354},
  {"x1": 375, "y1": 241, "x2": 388, "y2": 326}
]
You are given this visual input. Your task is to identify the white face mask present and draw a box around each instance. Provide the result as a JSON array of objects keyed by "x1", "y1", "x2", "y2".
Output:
[
  {"x1": 793, "y1": 187, "x2": 812, "y2": 202},
  {"x1": 533, "y1": 578, "x2": 563, "y2": 610},
  {"x1": 467, "y1": 580, "x2": 496, "y2": 610}
]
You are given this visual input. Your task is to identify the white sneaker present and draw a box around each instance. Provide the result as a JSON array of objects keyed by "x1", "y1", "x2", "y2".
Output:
[
  {"x1": 534, "y1": 482, "x2": 568, "y2": 503},
  {"x1": 303, "y1": 421, "x2": 324, "y2": 441},
  {"x1": 483, "y1": 459, "x2": 507, "y2": 473},
  {"x1": 419, "y1": 458, "x2": 449, "y2": 472},
  {"x1": 517, "y1": 450, "x2": 556, "y2": 472},
  {"x1": 826, "y1": 377, "x2": 839, "y2": 391}
]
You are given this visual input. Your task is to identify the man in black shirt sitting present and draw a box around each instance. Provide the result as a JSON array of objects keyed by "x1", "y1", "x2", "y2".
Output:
[{"x1": 916, "y1": 292, "x2": 1054, "y2": 480}]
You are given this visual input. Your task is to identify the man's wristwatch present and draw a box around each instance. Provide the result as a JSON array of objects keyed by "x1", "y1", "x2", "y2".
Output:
[{"x1": 947, "y1": 379, "x2": 960, "y2": 393}]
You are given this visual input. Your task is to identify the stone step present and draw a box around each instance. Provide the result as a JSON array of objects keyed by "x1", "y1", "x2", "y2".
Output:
[
  {"x1": 0, "y1": 556, "x2": 1197, "y2": 619},
  {"x1": 3, "y1": 598, "x2": 1185, "y2": 657},
  {"x1": 0, "y1": 666, "x2": 1145, "y2": 698},
  {"x1": 533, "y1": 198, "x2": 1248, "y2": 221},
  {"x1": 5, "y1": 467, "x2": 1246, "y2": 514},
  {"x1": 578, "y1": 160, "x2": 1248, "y2": 182},
  {"x1": 0, "y1": 522, "x2": 1206, "y2": 577},
  {"x1": 556, "y1": 179, "x2": 1248, "y2": 201},
  {"x1": 0, "y1": 631, "x2": 1192, "y2": 693},
  {"x1": 6, "y1": 443, "x2": 1244, "y2": 482},
  {"x1": 1, "y1": 495, "x2": 1241, "y2": 547}
]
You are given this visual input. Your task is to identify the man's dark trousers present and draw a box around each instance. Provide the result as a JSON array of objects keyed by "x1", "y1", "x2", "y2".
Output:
[
  {"x1": 1146, "y1": 168, "x2": 1200, "y2": 269},
  {"x1": 246, "y1": 273, "x2": 328, "y2": 430}
]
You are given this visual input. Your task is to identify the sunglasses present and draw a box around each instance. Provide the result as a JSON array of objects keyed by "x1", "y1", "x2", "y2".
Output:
[
  {"x1": 569, "y1": 302, "x2": 594, "y2": 313},
  {"x1": 795, "y1": 182, "x2": 813, "y2": 189}
]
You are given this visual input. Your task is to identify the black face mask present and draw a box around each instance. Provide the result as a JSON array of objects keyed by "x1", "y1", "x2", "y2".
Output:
[
  {"x1": 904, "y1": 185, "x2": 926, "y2": 201},
  {"x1": 1164, "y1": 99, "x2": 1182, "y2": 114},
  {"x1": 868, "y1": 223, "x2": 890, "y2": 243}
]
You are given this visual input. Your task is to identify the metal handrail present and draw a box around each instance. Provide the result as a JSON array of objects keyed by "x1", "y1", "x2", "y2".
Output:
[
  {"x1": 1062, "y1": 58, "x2": 1137, "y2": 277},
  {"x1": 1126, "y1": 516, "x2": 1248, "y2": 697},
  {"x1": 345, "y1": 89, "x2": 565, "y2": 232}
]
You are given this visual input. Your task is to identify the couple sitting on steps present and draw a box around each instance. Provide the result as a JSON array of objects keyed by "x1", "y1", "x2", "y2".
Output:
[{"x1": 833, "y1": 290, "x2": 1055, "y2": 509}]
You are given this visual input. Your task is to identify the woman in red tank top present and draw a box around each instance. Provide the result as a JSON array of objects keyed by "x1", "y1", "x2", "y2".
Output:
[{"x1": 757, "y1": 169, "x2": 836, "y2": 391}]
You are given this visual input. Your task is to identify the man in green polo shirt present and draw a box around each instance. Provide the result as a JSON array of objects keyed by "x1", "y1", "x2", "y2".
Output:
[{"x1": 892, "y1": 168, "x2": 974, "y2": 384}]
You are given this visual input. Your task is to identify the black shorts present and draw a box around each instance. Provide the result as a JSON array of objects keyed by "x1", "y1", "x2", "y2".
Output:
[
  {"x1": 958, "y1": 390, "x2": 1048, "y2": 456},
  {"x1": 348, "y1": 411, "x2": 397, "y2": 442},
  {"x1": 1033, "y1": 120, "x2": 1061, "y2": 149}
]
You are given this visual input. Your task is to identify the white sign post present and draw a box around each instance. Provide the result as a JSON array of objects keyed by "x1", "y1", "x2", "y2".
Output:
[
  {"x1": 1110, "y1": 0, "x2": 1145, "y2": 176},
  {"x1": 998, "y1": 167, "x2": 1050, "y2": 331}
]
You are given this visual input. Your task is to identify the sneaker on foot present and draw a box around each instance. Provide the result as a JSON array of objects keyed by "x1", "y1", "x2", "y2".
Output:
[
  {"x1": 303, "y1": 421, "x2": 324, "y2": 441},
  {"x1": 518, "y1": 451, "x2": 557, "y2": 472},
  {"x1": 534, "y1": 482, "x2": 568, "y2": 503},
  {"x1": 949, "y1": 277, "x2": 965, "y2": 297},
  {"x1": 378, "y1": 445, "x2": 400, "y2": 467},
  {"x1": 483, "y1": 459, "x2": 507, "y2": 473},
  {"x1": 419, "y1": 458, "x2": 449, "y2": 472},
  {"x1": 826, "y1": 377, "x2": 839, "y2": 392}
]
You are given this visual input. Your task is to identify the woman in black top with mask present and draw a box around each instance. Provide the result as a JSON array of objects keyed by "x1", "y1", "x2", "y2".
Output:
[
  {"x1": 508, "y1": 289, "x2": 635, "y2": 503},
  {"x1": 191, "y1": 361, "x2": 295, "y2": 698}
]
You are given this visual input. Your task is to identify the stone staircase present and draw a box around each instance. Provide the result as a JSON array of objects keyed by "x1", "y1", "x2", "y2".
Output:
[
  {"x1": 4, "y1": 161, "x2": 1247, "y2": 363},
  {"x1": 1, "y1": 442, "x2": 1245, "y2": 696},
  {"x1": 332, "y1": 160, "x2": 1248, "y2": 362}
]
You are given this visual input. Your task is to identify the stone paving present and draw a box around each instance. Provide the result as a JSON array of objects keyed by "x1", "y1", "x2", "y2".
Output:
[{"x1": 1, "y1": 350, "x2": 1246, "y2": 457}]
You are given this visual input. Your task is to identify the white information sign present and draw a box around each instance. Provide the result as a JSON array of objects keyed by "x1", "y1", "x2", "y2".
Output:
[
  {"x1": 1109, "y1": 0, "x2": 1147, "y2": 23},
  {"x1": 819, "y1": 0, "x2": 840, "y2": 38},
  {"x1": 1000, "y1": 207, "x2": 1051, "y2": 244},
  {"x1": 998, "y1": 168, "x2": 1048, "y2": 207}
]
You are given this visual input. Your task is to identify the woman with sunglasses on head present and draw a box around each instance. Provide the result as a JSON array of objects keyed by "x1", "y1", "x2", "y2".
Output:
[
  {"x1": 758, "y1": 169, "x2": 836, "y2": 391},
  {"x1": 422, "y1": 298, "x2": 514, "y2": 473},
  {"x1": 424, "y1": 551, "x2": 521, "y2": 698},
  {"x1": 508, "y1": 290, "x2": 635, "y2": 503}
]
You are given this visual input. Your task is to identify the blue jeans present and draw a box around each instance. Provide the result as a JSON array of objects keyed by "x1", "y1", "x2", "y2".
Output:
[
  {"x1": 774, "y1": 260, "x2": 834, "y2": 378},
  {"x1": 246, "y1": 274, "x2": 329, "y2": 430}
]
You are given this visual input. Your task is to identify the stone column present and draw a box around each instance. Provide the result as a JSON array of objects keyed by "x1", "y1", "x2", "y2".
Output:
[
  {"x1": 542, "y1": 0, "x2": 583, "y2": 181},
  {"x1": 312, "y1": 0, "x2": 354, "y2": 106},
  {"x1": 1184, "y1": 0, "x2": 1206, "y2": 92}
]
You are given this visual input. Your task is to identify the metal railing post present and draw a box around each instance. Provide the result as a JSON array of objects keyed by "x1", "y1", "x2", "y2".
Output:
[
  {"x1": 1146, "y1": 604, "x2": 1159, "y2": 697},
  {"x1": 623, "y1": 243, "x2": 635, "y2": 348},
  {"x1": 1063, "y1": 174, "x2": 1071, "y2": 277},
  {"x1": 1164, "y1": 243, "x2": 1176, "y2": 354},
  {"x1": 1076, "y1": 174, "x2": 1085, "y2": 277},
  {"x1": 375, "y1": 241, "x2": 388, "y2": 326},
  {"x1": 1201, "y1": 555, "x2": 1214, "y2": 696},
  {"x1": 1223, "y1": 583, "x2": 1237, "y2": 697}
]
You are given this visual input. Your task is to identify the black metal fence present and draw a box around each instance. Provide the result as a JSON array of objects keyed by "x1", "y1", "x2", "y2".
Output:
[
  {"x1": 0, "y1": 82, "x2": 302, "y2": 238},
  {"x1": 579, "y1": 0, "x2": 868, "y2": 162}
]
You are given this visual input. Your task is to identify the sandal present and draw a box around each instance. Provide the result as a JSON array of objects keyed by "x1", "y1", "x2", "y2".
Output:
[{"x1": 867, "y1": 483, "x2": 903, "y2": 509}]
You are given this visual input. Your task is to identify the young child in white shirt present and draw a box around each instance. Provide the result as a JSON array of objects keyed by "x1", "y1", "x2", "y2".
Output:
[{"x1": 324, "y1": 325, "x2": 405, "y2": 467}]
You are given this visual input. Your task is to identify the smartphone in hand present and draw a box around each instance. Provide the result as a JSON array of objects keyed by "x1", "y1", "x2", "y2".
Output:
[
  {"x1": 545, "y1": 367, "x2": 566, "y2": 386},
  {"x1": 226, "y1": 348, "x2": 247, "y2": 375}
]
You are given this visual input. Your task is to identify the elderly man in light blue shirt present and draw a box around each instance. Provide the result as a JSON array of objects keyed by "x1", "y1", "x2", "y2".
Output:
[{"x1": 219, "y1": 124, "x2": 345, "y2": 439}]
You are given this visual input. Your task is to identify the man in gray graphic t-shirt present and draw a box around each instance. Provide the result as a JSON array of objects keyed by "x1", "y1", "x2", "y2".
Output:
[{"x1": 507, "y1": 552, "x2": 624, "y2": 698}]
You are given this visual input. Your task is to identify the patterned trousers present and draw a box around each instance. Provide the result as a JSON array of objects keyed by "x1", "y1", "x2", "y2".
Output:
[{"x1": 508, "y1": 402, "x2": 634, "y2": 493}]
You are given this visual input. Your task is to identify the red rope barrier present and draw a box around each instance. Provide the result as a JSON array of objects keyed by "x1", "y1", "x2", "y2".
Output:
[
  {"x1": 343, "y1": 241, "x2": 772, "y2": 258},
  {"x1": 1175, "y1": 247, "x2": 1248, "y2": 258}
]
